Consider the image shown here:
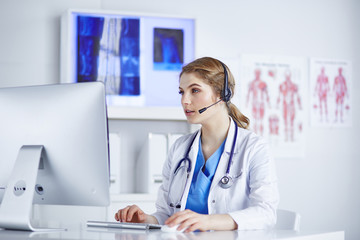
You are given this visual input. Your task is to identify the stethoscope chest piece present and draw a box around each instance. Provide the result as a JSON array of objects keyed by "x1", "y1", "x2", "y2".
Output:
[{"x1": 219, "y1": 175, "x2": 233, "y2": 189}]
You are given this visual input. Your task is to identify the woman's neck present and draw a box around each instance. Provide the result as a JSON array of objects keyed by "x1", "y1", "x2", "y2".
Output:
[{"x1": 200, "y1": 113, "x2": 230, "y2": 161}]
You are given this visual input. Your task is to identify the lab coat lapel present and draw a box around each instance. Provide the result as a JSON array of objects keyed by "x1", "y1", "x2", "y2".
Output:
[
  {"x1": 209, "y1": 119, "x2": 237, "y2": 193},
  {"x1": 179, "y1": 130, "x2": 200, "y2": 210}
]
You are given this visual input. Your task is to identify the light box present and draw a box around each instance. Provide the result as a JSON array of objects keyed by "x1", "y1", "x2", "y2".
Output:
[{"x1": 61, "y1": 9, "x2": 195, "y2": 107}]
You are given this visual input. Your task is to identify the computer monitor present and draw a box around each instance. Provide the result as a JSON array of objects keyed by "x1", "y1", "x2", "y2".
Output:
[{"x1": 0, "y1": 82, "x2": 110, "y2": 231}]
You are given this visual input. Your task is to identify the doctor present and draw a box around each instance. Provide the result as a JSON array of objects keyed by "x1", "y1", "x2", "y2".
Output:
[{"x1": 115, "y1": 57, "x2": 279, "y2": 232}]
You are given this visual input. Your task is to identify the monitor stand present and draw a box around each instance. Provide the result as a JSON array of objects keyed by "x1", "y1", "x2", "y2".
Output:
[{"x1": 0, "y1": 145, "x2": 65, "y2": 231}]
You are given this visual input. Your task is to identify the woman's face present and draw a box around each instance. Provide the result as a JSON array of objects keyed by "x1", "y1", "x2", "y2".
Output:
[{"x1": 179, "y1": 72, "x2": 219, "y2": 124}]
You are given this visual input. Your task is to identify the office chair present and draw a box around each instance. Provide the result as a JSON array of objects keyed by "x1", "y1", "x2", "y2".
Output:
[{"x1": 275, "y1": 209, "x2": 301, "y2": 231}]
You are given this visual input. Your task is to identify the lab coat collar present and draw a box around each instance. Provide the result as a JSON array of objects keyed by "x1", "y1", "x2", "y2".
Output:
[{"x1": 224, "y1": 117, "x2": 239, "y2": 154}]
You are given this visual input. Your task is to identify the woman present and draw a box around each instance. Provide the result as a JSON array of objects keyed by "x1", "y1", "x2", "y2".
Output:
[{"x1": 115, "y1": 57, "x2": 279, "y2": 232}]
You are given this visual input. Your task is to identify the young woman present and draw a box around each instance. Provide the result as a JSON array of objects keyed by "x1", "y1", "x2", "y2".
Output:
[{"x1": 115, "y1": 57, "x2": 279, "y2": 232}]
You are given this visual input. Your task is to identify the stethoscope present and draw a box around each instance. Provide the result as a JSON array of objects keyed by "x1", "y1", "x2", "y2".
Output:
[{"x1": 168, "y1": 121, "x2": 238, "y2": 208}]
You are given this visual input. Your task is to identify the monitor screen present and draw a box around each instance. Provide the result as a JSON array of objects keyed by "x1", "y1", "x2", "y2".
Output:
[{"x1": 0, "y1": 82, "x2": 110, "y2": 230}]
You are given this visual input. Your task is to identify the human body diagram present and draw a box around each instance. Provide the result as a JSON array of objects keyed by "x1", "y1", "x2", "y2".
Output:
[
  {"x1": 333, "y1": 68, "x2": 349, "y2": 123},
  {"x1": 313, "y1": 67, "x2": 330, "y2": 122},
  {"x1": 246, "y1": 69, "x2": 270, "y2": 135},
  {"x1": 311, "y1": 64, "x2": 351, "y2": 126},
  {"x1": 276, "y1": 71, "x2": 302, "y2": 142}
]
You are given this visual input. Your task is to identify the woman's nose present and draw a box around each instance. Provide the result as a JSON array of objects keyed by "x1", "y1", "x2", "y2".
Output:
[
  {"x1": 181, "y1": 93, "x2": 190, "y2": 106},
  {"x1": 181, "y1": 93, "x2": 188, "y2": 105}
]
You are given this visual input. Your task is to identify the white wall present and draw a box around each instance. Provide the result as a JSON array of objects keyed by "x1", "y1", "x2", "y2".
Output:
[{"x1": 0, "y1": 0, "x2": 359, "y2": 239}]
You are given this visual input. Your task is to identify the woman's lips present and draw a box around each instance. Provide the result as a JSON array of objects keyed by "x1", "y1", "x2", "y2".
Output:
[{"x1": 184, "y1": 109, "x2": 195, "y2": 116}]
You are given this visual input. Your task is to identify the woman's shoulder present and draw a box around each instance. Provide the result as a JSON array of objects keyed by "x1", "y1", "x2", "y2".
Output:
[
  {"x1": 237, "y1": 127, "x2": 261, "y2": 140},
  {"x1": 169, "y1": 131, "x2": 198, "y2": 152},
  {"x1": 236, "y1": 127, "x2": 269, "y2": 149},
  {"x1": 173, "y1": 131, "x2": 198, "y2": 146}
]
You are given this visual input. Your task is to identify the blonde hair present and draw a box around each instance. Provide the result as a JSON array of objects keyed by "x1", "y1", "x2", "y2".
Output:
[{"x1": 180, "y1": 57, "x2": 250, "y2": 129}]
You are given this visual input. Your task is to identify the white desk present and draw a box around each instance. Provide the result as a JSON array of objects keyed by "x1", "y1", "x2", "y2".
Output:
[{"x1": 0, "y1": 228, "x2": 344, "y2": 240}]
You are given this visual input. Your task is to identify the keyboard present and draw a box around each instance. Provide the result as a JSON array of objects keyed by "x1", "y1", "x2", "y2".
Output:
[{"x1": 87, "y1": 220, "x2": 162, "y2": 230}]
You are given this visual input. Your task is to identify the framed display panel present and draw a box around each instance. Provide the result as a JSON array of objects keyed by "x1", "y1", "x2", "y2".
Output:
[{"x1": 61, "y1": 9, "x2": 195, "y2": 108}]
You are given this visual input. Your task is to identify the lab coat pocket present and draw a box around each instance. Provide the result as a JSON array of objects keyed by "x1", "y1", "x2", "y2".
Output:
[{"x1": 224, "y1": 174, "x2": 248, "y2": 213}]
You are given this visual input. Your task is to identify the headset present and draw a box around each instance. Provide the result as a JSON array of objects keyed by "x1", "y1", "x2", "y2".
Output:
[
  {"x1": 198, "y1": 61, "x2": 232, "y2": 114},
  {"x1": 220, "y1": 62, "x2": 232, "y2": 102}
]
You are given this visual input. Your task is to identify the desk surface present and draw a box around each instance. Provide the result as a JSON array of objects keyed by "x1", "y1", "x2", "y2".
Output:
[{"x1": 0, "y1": 228, "x2": 344, "y2": 240}]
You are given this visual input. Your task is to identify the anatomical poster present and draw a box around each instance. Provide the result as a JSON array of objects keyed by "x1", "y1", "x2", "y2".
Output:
[
  {"x1": 309, "y1": 58, "x2": 352, "y2": 127},
  {"x1": 236, "y1": 54, "x2": 307, "y2": 158}
]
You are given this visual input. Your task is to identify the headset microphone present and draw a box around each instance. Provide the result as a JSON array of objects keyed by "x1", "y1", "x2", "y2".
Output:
[{"x1": 198, "y1": 99, "x2": 222, "y2": 114}]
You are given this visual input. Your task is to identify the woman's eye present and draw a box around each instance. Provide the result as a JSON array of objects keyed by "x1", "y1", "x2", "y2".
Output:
[
  {"x1": 178, "y1": 90, "x2": 184, "y2": 95},
  {"x1": 192, "y1": 88, "x2": 200, "y2": 93}
]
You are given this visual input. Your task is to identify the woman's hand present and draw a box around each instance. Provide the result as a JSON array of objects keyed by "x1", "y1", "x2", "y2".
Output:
[
  {"x1": 114, "y1": 205, "x2": 147, "y2": 223},
  {"x1": 165, "y1": 209, "x2": 237, "y2": 232},
  {"x1": 165, "y1": 209, "x2": 209, "y2": 232},
  {"x1": 115, "y1": 205, "x2": 159, "y2": 224}
]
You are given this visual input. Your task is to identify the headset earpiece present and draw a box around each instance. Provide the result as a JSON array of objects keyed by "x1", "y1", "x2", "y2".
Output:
[{"x1": 220, "y1": 62, "x2": 231, "y2": 102}]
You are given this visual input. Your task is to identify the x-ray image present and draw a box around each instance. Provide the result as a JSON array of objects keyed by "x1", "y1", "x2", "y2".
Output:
[
  {"x1": 153, "y1": 28, "x2": 184, "y2": 71},
  {"x1": 77, "y1": 16, "x2": 140, "y2": 96}
]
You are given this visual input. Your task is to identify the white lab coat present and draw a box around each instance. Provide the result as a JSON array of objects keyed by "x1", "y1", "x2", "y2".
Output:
[{"x1": 152, "y1": 118, "x2": 279, "y2": 230}]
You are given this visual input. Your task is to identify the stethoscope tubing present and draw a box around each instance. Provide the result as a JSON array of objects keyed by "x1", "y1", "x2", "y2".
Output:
[
  {"x1": 179, "y1": 120, "x2": 238, "y2": 176},
  {"x1": 226, "y1": 121, "x2": 238, "y2": 175},
  {"x1": 168, "y1": 121, "x2": 239, "y2": 208},
  {"x1": 173, "y1": 132, "x2": 197, "y2": 175}
]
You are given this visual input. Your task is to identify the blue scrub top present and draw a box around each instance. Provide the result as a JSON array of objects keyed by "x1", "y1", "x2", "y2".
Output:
[{"x1": 185, "y1": 138, "x2": 225, "y2": 214}]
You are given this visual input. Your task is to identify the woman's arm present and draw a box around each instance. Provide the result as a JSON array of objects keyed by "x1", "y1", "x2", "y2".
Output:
[{"x1": 229, "y1": 136, "x2": 279, "y2": 230}]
